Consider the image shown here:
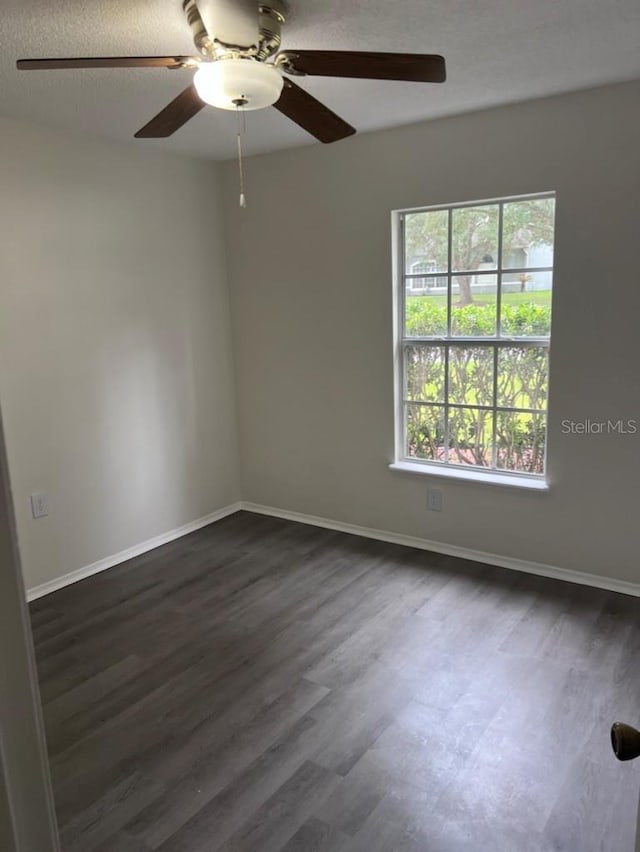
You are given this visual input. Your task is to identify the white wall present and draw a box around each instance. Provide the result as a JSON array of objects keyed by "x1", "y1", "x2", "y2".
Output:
[
  {"x1": 221, "y1": 80, "x2": 640, "y2": 586},
  {"x1": 0, "y1": 118, "x2": 240, "y2": 591}
]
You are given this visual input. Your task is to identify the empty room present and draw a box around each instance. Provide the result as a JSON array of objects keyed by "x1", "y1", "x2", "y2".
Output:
[{"x1": 1, "y1": 1, "x2": 640, "y2": 851}]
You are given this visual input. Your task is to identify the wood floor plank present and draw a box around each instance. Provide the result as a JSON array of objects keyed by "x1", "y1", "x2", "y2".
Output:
[
  {"x1": 91, "y1": 831, "x2": 152, "y2": 852},
  {"x1": 59, "y1": 771, "x2": 164, "y2": 852},
  {"x1": 338, "y1": 777, "x2": 447, "y2": 852},
  {"x1": 149, "y1": 716, "x2": 322, "y2": 850},
  {"x1": 29, "y1": 511, "x2": 640, "y2": 852},
  {"x1": 314, "y1": 752, "x2": 391, "y2": 837},
  {"x1": 278, "y1": 817, "x2": 350, "y2": 852},
  {"x1": 305, "y1": 662, "x2": 416, "y2": 776},
  {"x1": 214, "y1": 761, "x2": 340, "y2": 852},
  {"x1": 43, "y1": 655, "x2": 142, "y2": 730},
  {"x1": 543, "y1": 755, "x2": 639, "y2": 852},
  {"x1": 125, "y1": 678, "x2": 330, "y2": 847}
]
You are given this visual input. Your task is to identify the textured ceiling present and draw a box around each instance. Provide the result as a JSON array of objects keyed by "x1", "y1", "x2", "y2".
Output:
[{"x1": 0, "y1": 0, "x2": 638, "y2": 161}]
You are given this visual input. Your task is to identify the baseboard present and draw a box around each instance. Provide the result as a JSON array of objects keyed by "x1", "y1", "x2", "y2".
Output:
[
  {"x1": 27, "y1": 502, "x2": 242, "y2": 601},
  {"x1": 27, "y1": 499, "x2": 640, "y2": 601},
  {"x1": 240, "y1": 502, "x2": 640, "y2": 598}
]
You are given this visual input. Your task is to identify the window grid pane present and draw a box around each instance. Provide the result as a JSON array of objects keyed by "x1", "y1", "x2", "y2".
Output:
[
  {"x1": 406, "y1": 403, "x2": 446, "y2": 462},
  {"x1": 399, "y1": 193, "x2": 554, "y2": 478}
]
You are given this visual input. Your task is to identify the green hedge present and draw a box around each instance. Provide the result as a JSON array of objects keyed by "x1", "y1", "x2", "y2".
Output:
[{"x1": 406, "y1": 300, "x2": 551, "y2": 337}]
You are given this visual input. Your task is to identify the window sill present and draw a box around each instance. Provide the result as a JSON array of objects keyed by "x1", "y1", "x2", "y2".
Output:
[{"x1": 389, "y1": 461, "x2": 549, "y2": 491}]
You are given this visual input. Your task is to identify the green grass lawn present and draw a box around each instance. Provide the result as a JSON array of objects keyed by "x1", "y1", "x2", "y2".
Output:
[{"x1": 409, "y1": 290, "x2": 552, "y2": 308}]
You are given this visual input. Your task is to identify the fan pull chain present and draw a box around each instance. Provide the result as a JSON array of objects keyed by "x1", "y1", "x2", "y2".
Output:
[{"x1": 236, "y1": 105, "x2": 247, "y2": 209}]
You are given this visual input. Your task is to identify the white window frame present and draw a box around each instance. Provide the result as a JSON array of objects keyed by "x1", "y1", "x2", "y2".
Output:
[{"x1": 391, "y1": 192, "x2": 555, "y2": 490}]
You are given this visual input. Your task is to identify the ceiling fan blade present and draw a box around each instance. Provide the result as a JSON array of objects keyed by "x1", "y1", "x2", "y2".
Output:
[
  {"x1": 16, "y1": 56, "x2": 196, "y2": 71},
  {"x1": 135, "y1": 85, "x2": 205, "y2": 138},
  {"x1": 196, "y1": 0, "x2": 260, "y2": 50},
  {"x1": 279, "y1": 50, "x2": 446, "y2": 83},
  {"x1": 274, "y1": 78, "x2": 355, "y2": 144}
]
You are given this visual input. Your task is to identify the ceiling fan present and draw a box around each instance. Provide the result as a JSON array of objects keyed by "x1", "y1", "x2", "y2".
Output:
[{"x1": 16, "y1": 0, "x2": 446, "y2": 144}]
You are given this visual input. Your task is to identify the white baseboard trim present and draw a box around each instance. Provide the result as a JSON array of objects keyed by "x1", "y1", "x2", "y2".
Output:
[
  {"x1": 27, "y1": 502, "x2": 242, "y2": 601},
  {"x1": 27, "y1": 499, "x2": 640, "y2": 601},
  {"x1": 241, "y1": 502, "x2": 640, "y2": 598}
]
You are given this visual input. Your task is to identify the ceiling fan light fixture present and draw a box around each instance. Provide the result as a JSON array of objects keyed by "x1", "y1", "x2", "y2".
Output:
[{"x1": 193, "y1": 58, "x2": 283, "y2": 111}]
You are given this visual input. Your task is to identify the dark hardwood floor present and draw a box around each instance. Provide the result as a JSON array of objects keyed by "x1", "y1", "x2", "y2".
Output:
[{"x1": 29, "y1": 511, "x2": 640, "y2": 852}]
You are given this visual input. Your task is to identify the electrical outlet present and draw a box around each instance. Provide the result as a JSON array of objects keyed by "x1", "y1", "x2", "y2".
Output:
[
  {"x1": 30, "y1": 492, "x2": 49, "y2": 519},
  {"x1": 426, "y1": 487, "x2": 443, "y2": 512}
]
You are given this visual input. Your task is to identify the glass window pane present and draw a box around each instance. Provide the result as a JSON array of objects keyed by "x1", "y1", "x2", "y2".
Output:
[
  {"x1": 448, "y1": 407, "x2": 494, "y2": 468},
  {"x1": 500, "y1": 271, "x2": 552, "y2": 337},
  {"x1": 452, "y1": 205, "x2": 499, "y2": 273},
  {"x1": 404, "y1": 210, "x2": 449, "y2": 275},
  {"x1": 405, "y1": 346, "x2": 445, "y2": 403},
  {"x1": 404, "y1": 279, "x2": 447, "y2": 337},
  {"x1": 451, "y1": 273, "x2": 497, "y2": 337},
  {"x1": 406, "y1": 404, "x2": 446, "y2": 462},
  {"x1": 496, "y1": 412, "x2": 546, "y2": 474},
  {"x1": 400, "y1": 196, "x2": 554, "y2": 476},
  {"x1": 502, "y1": 198, "x2": 555, "y2": 270},
  {"x1": 448, "y1": 347, "x2": 494, "y2": 407},
  {"x1": 497, "y1": 347, "x2": 549, "y2": 411}
]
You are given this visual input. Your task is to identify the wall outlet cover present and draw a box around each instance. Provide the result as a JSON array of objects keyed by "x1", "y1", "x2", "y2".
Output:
[
  {"x1": 427, "y1": 487, "x2": 443, "y2": 512},
  {"x1": 30, "y1": 493, "x2": 49, "y2": 519}
]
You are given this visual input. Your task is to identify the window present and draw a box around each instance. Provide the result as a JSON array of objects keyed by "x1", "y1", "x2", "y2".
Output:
[
  {"x1": 394, "y1": 192, "x2": 555, "y2": 482},
  {"x1": 409, "y1": 260, "x2": 447, "y2": 293}
]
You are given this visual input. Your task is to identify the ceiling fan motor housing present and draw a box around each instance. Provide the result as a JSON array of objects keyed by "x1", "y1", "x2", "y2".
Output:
[{"x1": 184, "y1": 0, "x2": 286, "y2": 60}]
